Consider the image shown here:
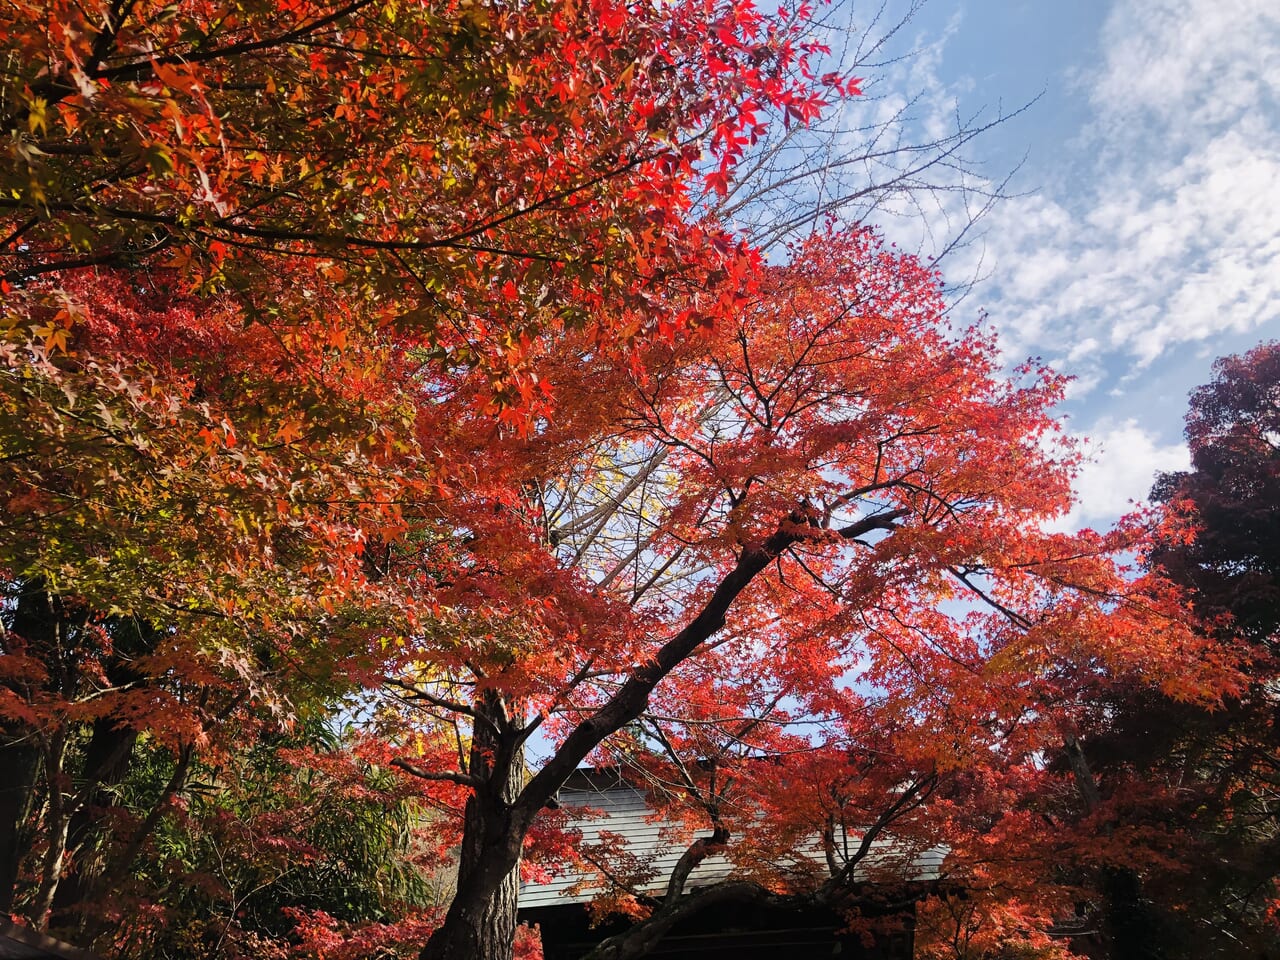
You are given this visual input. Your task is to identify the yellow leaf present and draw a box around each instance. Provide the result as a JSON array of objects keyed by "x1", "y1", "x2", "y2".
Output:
[{"x1": 27, "y1": 96, "x2": 47, "y2": 135}]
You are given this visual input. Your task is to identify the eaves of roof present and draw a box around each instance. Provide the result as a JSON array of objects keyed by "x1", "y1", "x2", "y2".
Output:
[
  {"x1": 0, "y1": 923, "x2": 102, "y2": 960},
  {"x1": 520, "y1": 775, "x2": 945, "y2": 910}
]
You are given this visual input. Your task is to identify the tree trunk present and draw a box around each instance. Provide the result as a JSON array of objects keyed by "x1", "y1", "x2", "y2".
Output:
[
  {"x1": 1100, "y1": 866, "x2": 1163, "y2": 960},
  {"x1": 1064, "y1": 738, "x2": 1163, "y2": 960},
  {"x1": 30, "y1": 731, "x2": 70, "y2": 929},
  {"x1": 0, "y1": 737, "x2": 40, "y2": 915},
  {"x1": 0, "y1": 581, "x2": 67, "y2": 915},
  {"x1": 420, "y1": 700, "x2": 525, "y2": 960},
  {"x1": 49, "y1": 619, "x2": 152, "y2": 934},
  {"x1": 48, "y1": 716, "x2": 139, "y2": 935},
  {"x1": 420, "y1": 836, "x2": 521, "y2": 960}
]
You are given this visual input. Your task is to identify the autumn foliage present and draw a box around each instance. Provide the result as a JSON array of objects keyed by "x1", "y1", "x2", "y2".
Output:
[
  {"x1": 0, "y1": 0, "x2": 1259, "y2": 959},
  {"x1": 370, "y1": 229, "x2": 1241, "y2": 960}
]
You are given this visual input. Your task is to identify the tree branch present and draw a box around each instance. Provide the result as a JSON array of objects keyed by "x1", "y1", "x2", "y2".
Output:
[{"x1": 389, "y1": 757, "x2": 481, "y2": 789}]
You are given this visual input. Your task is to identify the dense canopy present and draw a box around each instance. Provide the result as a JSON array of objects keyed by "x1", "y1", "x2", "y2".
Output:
[{"x1": 0, "y1": 2, "x2": 1262, "y2": 959}]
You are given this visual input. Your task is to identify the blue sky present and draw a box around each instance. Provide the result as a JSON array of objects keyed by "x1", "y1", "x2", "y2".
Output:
[{"x1": 822, "y1": 0, "x2": 1280, "y2": 530}]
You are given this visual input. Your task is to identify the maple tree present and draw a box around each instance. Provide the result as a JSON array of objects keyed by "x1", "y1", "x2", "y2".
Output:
[
  {"x1": 1037, "y1": 343, "x2": 1280, "y2": 960},
  {"x1": 0, "y1": 268, "x2": 419, "y2": 934},
  {"x1": 900, "y1": 347, "x2": 1280, "y2": 960},
  {"x1": 0, "y1": 1, "x2": 1239, "y2": 958},
  {"x1": 375, "y1": 227, "x2": 1234, "y2": 960},
  {"x1": 1, "y1": 0, "x2": 827, "y2": 944},
  {"x1": 3, "y1": 230, "x2": 1237, "y2": 960},
  {"x1": 1, "y1": 0, "x2": 836, "y2": 401}
]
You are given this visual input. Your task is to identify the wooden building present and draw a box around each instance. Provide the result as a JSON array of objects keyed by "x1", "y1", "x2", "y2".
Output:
[{"x1": 519, "y1": 770, "x2": 941, "y2": 960}]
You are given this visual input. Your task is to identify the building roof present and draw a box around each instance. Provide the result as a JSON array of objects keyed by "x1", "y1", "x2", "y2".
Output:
[
  {"x1": 520, "y1": 769, "x2": 945, "y2": 910},
  {"x1": 0, "y1": 924, "x2": 101, "y2": 960}
]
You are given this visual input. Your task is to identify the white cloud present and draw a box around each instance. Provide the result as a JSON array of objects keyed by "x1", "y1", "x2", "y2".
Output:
[
  {"x1": 1066, "y1": 337, "x2": 1099, "y2": 363},
  {"x1": 1050, "y1": 418, "x2": 1189, "y2": 532},
  {"x1": 1089, "y1": 0, "x2": 1280, "y2": 140},
  {"x1": 977, "y1": 0, "x2": 1280, "y2": 377}
]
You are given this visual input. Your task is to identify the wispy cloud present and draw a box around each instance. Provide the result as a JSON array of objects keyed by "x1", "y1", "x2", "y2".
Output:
[
  {"x1": 1088, "y1": 0, "x2": 1280, "y2": 139},
  {"x1": 980, "y1": 0, "x2": 1280, "y2": 372}
]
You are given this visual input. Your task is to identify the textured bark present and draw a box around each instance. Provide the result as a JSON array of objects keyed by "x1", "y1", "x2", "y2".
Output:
[
  {"x1": 421, "y1": 840, "x2": 522, "y2": 960},
  {"x1": 29, "y1": 733, "x2": 69, "y2": 929},
  {"x1": 1063, "y1": 737, "x2": 1102, "y2": 815},
  {"x1": 420, "y1": 697, "x2": 526, "y2": 960},
  {"x1": 48, "y1": 620, "x2": 151, "y2": 934}
]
